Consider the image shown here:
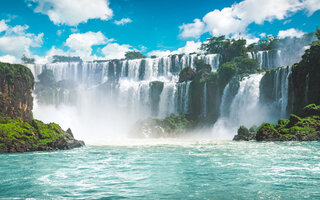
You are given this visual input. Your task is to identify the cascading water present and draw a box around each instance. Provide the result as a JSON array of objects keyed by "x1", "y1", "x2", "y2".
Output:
[
  {"x1": 29, "y1": 54, "x2": 220, "y2": 143},
  {"x1": 202, "y1": 82, "x2": 207, "y2": 117},
  {"x1": 268, "y1": 66, "x2": 292, "y2": 118},
  {"x1": 212, "y1": 74, "x2": 265, "y2": 138}
]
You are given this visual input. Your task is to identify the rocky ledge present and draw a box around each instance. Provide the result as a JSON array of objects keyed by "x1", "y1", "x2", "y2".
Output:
[
  {"x1": 0, "y1": 62, "x2": 84, "y2": 153},
  {"x1": 233, "y1": 104, "x2": 320, "y2": 141},
  {"x1": 0, "y1": 117, "x2": 84, "y2": 153}
]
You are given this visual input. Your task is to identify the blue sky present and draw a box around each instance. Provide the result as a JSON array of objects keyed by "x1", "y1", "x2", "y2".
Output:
[{"x1": 0, "y1": 0, "x2": 319, "y2": 63}]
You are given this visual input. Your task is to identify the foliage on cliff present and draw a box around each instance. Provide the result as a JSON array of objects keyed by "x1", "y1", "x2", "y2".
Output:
[
  {"x1": 178, "y1": 66, "x2": 196, "y2": 82},
  {"x1": 125, "y1": 51, "x2": 146, "y2": 60},
  {"x1": 130, "y1": 114, "x2": 195, "y2": 138},
  {"x1": 0, "y1": 117, "x2": 84, "y2": 153},
  {"x1": 200, "y1": 36, "x2": 247, "y2": 63},
  {"x1": 255, "y1": 104, "x2": 320, "y2": 141},
  {"x1": 52, "y1": 55, "x2": 82, "y2": 63},
  {"x1": 0, "y1": 62, "x2": 34, "y2": 122},
  {"x1": 234, "y1": 104, "x2": 320, "y2": 141},
  {"x1": 0, "y1": 63, "x2": 84, "y2": 153},
  {"x1": 289, "y1": 32, "x2": 320, "y2": 115}
]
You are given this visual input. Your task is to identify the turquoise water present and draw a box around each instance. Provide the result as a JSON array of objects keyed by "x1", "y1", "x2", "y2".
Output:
[{"x1": 0, "y1": 140, "x2": 320, "y2": 199}]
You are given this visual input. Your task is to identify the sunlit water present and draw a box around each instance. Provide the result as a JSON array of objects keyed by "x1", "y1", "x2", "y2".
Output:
[{"x1": 1, "y1": 140, "x2": 320, "y2": 199}]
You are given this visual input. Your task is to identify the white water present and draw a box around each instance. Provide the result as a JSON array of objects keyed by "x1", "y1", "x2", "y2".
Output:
[
  {"x1": 29, "y1": 51, "x2": 297, "y2": 142},
  {"x1": 212, "y1": 74, "x2": 266, "y2": 138},
  {"x1": 30, "y1": 54, "x2": 220, "y2": 143}
]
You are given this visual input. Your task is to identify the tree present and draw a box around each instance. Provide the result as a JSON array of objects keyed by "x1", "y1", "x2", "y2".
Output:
[
  {"x1": 21, "y1": 55, "x2": 35, "y2": 64},
  {"x1": 316, "y1": 27, "x2": 320, "y2": 40},
  {"x1": 217, "y1": 61, "x2": 237, "y2": 88},
  {"x1": 201, "y1": 36, "x2": 247, "y2": 63},
  {"x1": 179, "y1": 66, "x2": 195, "y2": 82},
  {"x1": 37, "y1": 69, "x2": 56, "y2": 87},
  {"x1": 194, "y1": 58, "x2": 211, "y2": 73},
  {"x1": 233, "y1": 56, "x2": 259, "y2": 75},
  {"x1": 125, "y1": 51, "x2": 146, "y2": 60},
  {"x1": 200, "y1": 35, "x2": 225, "y2": 54},
  {"x1": 52, "y1": 55, "x2": 82, "y2": 63},
  {"x1": 151, "y1": 55, "x2": 157, "y2": 59}
]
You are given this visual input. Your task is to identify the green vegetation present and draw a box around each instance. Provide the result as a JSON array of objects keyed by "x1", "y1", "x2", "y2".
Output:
[
  {"x1": 178, "y1": 66, "x2": 195, "y2": 82},
  {"x1": 37, "y1": 69, "x2": 56, "y2": 87},
  {"x1": 0, "y1": 117, "x2": 65, "y2": 152},
  {"x1": 153, "y1": 114, "x2": 194, "y2": 134},
  {"x1": 130, "y1": 114, "x2": 195, "y2": 138},
  {"x1": 255, "y1": 104, "x2": 320, "y2": 141},
  {"x1": 21, "y1": 55, "x2": 35, "y2": 64},
  {"x1": 200, "y1": 36, "x2": 247, "y2": 63},
  {"x1": 52, "y1": 55, "x2": 82, "y2": 63},
  {"x1": 125, "y1": 51, "x2": 146, "y2": 60},
  {"x1": 0, "y1": 62, "x2": 34, "y2": 87}
]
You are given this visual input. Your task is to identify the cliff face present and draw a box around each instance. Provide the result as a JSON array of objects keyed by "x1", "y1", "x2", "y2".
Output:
[
  {"x1": 0, "y1": 62, "x2": 34, "y2": 122},
  {"x1": 289, "y1": 40, "x2": 320, "y2": 115},
  {"x1": 0, "y1": 62, "x2": 84, "y2": 153}
]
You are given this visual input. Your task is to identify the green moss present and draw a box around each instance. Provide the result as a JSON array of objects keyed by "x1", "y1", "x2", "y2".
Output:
[
  {"x1": 0, "y1": 117, "x2": 66, "y2": 151},
  {"x1": 256, "y1": 104, "x2": 320, "y2": 141},
  {"x1": 0, "y1": 62, "x2": 34, "y2": 88}
]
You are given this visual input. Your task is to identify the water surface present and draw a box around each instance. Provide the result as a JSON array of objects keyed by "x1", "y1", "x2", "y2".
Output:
[{"x1": 1, "y1": 140, "x2": 319, "y2": 199}]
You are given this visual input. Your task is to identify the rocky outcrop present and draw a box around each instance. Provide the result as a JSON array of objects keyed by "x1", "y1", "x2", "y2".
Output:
[
  {"x1": 0, "y1": 118, "x2": 84, "y2": 153},
  {"x1": 0, "y1": 62, "x2": 34, "y2": 122},
  {"x1": 233, "y1": 126, "x2": 256, "y2": 141},
  {"x1": 256, "y1": 104, "x2": 320, "y2": 141},
  {"x1": 288, "y1": 40, "x2": 320, "y2": 115},
  {"x1": 0, "y1": 62, "x2": 84, "y2": 153},
  {"x1": 129, "y1": 114, "x2": 194, "y2": 138}
]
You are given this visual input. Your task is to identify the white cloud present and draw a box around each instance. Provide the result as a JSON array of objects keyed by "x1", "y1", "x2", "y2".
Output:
[
  {"x1": 101, "y1": 43, "x2": 132, "y2": 59},
  {"x1": 147, "y1": 41, "x2": 203, "y2": 58},
  {"x1": 66, "y1": 31, "x2": 109, "y2": 60},
  {"x1": 260, "y1": 33, "x2": 267, "y2": 38},
  {"x1": 27, "y1": 0, "x2": 113, "y2": 26},
  {"x1": 0, "y1": 20, "x2": 8, "y2": 33},
  {"x1": 147, "y1": 50, "x2": 171, "y2": 57},
  {"x1": 179, "y1": 0, "x2": 320, "y2": 38},
  {"x1": 179, "y1": 19, "x2": 205, "y2": 39},
  {"x1": 278, "y1": 28, "x2": 306, "y2": 38},
  {"x1": 114, "y1": 18, "x2": 132, "y2": 26},
  {"x1": 303, "y1": 0, "x2": 320, "y2": 15},
  {"x1": 172, "y1": 41, "x2": 203, "y2": 54},
  {"x1": 0, "y1": 21, "x2": 43, "y2": 62},
  {"x1": 0, "y1": 55, "x2": 17, "y2": 63}
]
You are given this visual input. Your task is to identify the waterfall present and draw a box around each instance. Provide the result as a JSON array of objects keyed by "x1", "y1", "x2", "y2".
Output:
[
  {"x1": 176, "y1": 81, "x2": 191, "y2": 114},
  {"x1": 202, "y1": 82, "x2": 207, "y2": 117},
  {"x1": 219, "y1": 83, "x2": 230, "y2": 117},
  {"x1": 212, "y1": 74, "x2": 264, "y2": 138},
  {"x1": 158, "y1": 82, "x2": 177, "y2": 118},
  {"x1": 272, "y1": 66, "x2": 292, "y2": 118}
]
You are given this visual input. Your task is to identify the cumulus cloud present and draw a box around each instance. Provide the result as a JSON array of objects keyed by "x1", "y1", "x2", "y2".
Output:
[
  {"x1": 179, "y1": 19, "x2": 205, "y2": 39},
  {"x1": 0, "y1": 55, "x2": 18, "y2": 63},
  {"x1": 65, "y1": 31, "x2": 109, "y2": 60},
  {"x1": 0, "y1": 20, "x2": 8, "y2": 33},
  {"x1": 101, "y1": 43, "x2": 132, "y2": 59},
  {"x1": 179, "y1": 0, "x2": 320, "y2": 39},
  {"x1": 147, "y1": 41, "x2": 203, "y2": 57},
  {"x1": 147, "y1": 50, "x2": 171, "y2": 57},
  {"x1": 33, "y1": 32, "x2": 133, "y2": 62},
  {"x1": 27, "y1": 0, "x2": 113, "y2": 26},
  {"x1": 303, "y1": 0, "x2": 320, "y2": 15},
  {"x1": 278, "y1": 28, "x2": 306, "y2": 38},
  {"x1": 0, "y1": 20, "x2": 43, "y2": 63},
  {"x1": 114, "y1": 18, "x2": 132, "y2": 26}
]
